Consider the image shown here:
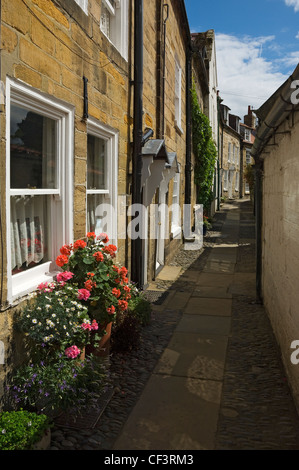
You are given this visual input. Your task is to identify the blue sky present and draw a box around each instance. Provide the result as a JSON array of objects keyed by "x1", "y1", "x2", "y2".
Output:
[{"x1": 185, "y1": 0, "x2": 299, "y2": 119}]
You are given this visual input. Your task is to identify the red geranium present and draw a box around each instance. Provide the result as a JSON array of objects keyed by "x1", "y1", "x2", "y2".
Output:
[
  {"x1": 93, "y1": 251, "x2": 104, "y2": 262},
  {"x1": 56, "y1": 254, "x2": 69, "y2": 267},
  {"x1": 73, "y1": 239, "x2": 87, "y2": 250}
]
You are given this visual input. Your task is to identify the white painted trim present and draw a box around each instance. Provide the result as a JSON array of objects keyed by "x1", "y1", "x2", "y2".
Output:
[
  {"x1": 86, "y1": 118, "x2": 118, "y2": 245},
  {"x1": 6, "y1": 78, "x2": 74, "y2": 303},
  {"x1": 74, "y1": 0, "x2": 88, "y2": 15}
]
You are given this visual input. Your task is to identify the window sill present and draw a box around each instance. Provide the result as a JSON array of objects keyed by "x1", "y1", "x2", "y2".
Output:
[
  {"x1": 171, "y1": 226, "x2": 181, "y2": 239},
  {"x1": 10, "y1": 263, "x2": 60, "y2": 304},
  {"x1": 174, "y1": 121, "x2": 184, "y2": 136}
]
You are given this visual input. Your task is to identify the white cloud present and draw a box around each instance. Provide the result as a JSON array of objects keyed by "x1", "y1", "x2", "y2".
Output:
[
  {"x1": 285, "y1": 0, "x2": 299, "y2": 12},
  {"x1": 215, "y1": 33, "x2": 288, "y2": 119},
  {"x1": 296, "y1": 32, "x2": 299, "y2": 39}
]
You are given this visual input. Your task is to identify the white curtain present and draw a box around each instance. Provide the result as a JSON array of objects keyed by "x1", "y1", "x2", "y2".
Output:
[
  {"x1": 11, "y1": 195, "x2": 47, "y2": 272},
  {"x1": 87, "y1": 194, "x2": 108, "y2": 236}
]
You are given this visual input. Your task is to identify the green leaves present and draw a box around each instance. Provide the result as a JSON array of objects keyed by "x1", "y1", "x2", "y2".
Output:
[{"x1": 191, "y1": 80, "x2": 217, "y2": 210}]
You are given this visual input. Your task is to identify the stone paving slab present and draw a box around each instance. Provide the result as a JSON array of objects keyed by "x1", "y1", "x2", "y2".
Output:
[
  {"x1": 176, "y1": 314, "x2": 231, "y2": 336},
  {"x1": 154, "y1": 332, "x2": 228, "y2": 381},
  {"x1": 164, "y1": 290, "x2": 192, "y2": 309},
  {"x1": 202, "y1": 260, "x2": 236, "y2": 273},
  {"x1": 113, "y1": 374, "x2": 222, "y2": 450},
  {"x1": 196, "y1": 272, "x2": 234, "y2": 287},
  {"x1": 192, "y1": 286, "x2": 232, "y2": 299},
  {"x1": 156, "y1": 265, "x2": 182, "y2": 281},
  {"x1": 184, "y1": 297, "x2": 232, "y2": 316}
]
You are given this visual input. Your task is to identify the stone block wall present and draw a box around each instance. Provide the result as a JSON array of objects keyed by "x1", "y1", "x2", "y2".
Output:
[{"x1": 262, "y1": 113, "x2": 299, "y2": 411}]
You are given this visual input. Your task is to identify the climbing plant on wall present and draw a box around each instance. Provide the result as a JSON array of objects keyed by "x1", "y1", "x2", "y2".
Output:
[{"x1": 191, "y1": 80, "x2": 217, "y2": 212}]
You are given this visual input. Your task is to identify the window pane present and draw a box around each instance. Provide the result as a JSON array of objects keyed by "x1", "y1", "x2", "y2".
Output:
[
  {"x1": 87, "y1": 135, "x2": 106, "y2": 189},
  {"x1": 87, "y1": 194, "x2": 109, "y2": 236},
  {"x1": 11, "y1": 195, "x2": 51, "y2": 274},
  {"x1": 10, "y1": 104, "x2": 57, "y2": 190}
]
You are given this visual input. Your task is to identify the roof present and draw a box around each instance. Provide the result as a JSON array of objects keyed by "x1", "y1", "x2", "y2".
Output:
[{"x1": 251, "y1": 63, "x2": 299, "y2": 158}]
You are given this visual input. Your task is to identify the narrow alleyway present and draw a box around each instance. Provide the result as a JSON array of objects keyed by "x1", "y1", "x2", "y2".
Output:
[{"x1": 50, "y1": 199, "x2": 299, "y2": 451}]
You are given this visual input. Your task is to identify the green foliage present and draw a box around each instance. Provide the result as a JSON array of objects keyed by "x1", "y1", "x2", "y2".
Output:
[
  {"x1": 127, "y1": 291, "x2": 152, "y2": 326},
  {"x1": 191, "y1": 81, "x2": 217, "y2": 210},
  {"x1": 0, "y1": 410, "x2": 50, "y2": 450},
  {"x1": 8, "y1": 354, "x2": 107, "y2": 416},
  {"x1": 18, "y1": 284, "x2": 92, "y2": 351}
]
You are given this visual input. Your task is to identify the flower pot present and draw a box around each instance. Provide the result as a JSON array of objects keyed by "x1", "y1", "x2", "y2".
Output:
[{"x1": 86, "y1": 322, "x2": 112, "y2": 357}]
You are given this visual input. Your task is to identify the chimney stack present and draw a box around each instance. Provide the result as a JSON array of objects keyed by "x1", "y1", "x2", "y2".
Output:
[{"x1": 244, "y1": 105, "x2": 256, "y2": 128}]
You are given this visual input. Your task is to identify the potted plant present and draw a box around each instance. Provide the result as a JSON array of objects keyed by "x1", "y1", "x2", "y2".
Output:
[
  {"x1": 10, "y1": 280, "x2": 109, "y2": 417},
  {"x1": 203, "y1": 215, "x2": 212, "y2": 235},
  {"x1": 55, "y1": 232, "x2": 133, "y2": 356},
  {"x1": 0, "y1": 409, "x2": 51, "y2": 450},
  {"x1": 7, "y1": 352, "x2": 108, "y2": 417}
]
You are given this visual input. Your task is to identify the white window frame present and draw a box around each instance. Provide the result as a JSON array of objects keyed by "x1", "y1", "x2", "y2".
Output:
[
  {"x1": 174, "y1": 57, "x2": 183, "y2": 134},
  {"x1": 246, "y1": 149, "x2": 251, "y2": 165},
  {"x1": 6, "y1": 78, "x2": 74, "y2": 303},
  {"x1": 223, "y1": 170, "x2": 228, "y2": 191},
  {"x1": 100, "y1": 0, "x2": 128, "y2": 61},
  {"x1": 74, "y1": 0, "x2": 88, "y2": 15},
  {"x1": 171, "y1": 168, "x2": 181, "y2": 239},
  {"x1": 245, "y1": 182, "x2": 250, "y2": 194},
  {"x1": 244, "y1": 128, "x2": 251, "y2": 141},
  {"x1": 86, "y1": 118, "x2": 118, "y2": 244}
]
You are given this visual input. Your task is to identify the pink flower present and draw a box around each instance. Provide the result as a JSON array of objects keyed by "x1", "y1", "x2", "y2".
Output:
[
  {"x1": 65, "y1": 345, "x2": 81, "y2": 359},
  {"x1": 97, "y1": 233, "x2": 109, "y2": 244},
  {"x1": 57, "y1": 271, "x2": 74, "y2": 283},
  {"x1": 37, "y1": 282, "x2": 55, "y2": 292},
  {"x1": 37, "y1": 282, "x2": 48, "y2": 291},
  {"x1": 81, "y1": 319, "x2": 98, "y2": 331},
  {"x1": 77, "y1": 288, "x2": 91, "y2": 301}
]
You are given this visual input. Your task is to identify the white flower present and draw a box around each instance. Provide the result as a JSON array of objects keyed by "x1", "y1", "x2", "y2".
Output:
[{"x1": 32, "y1": 319, "x2": 37, "y2": 324}]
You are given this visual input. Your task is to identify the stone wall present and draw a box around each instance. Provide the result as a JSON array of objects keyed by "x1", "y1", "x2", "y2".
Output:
[{"x1": 262, "y1": 112, "x2": 299, "y2": 410}]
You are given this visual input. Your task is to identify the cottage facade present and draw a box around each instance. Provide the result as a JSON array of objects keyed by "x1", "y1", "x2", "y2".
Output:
[
  {"x1": 218, "y1": 103, "x2": 241, "y2": 200},
  {"x1": 0, "y1": 0, "x2": 214, "y2": 403}
]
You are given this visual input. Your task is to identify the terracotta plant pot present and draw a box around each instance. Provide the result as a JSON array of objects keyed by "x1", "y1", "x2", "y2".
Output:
[{"x1": 86, "y1": 322, "x2": 112, "y2": 357}]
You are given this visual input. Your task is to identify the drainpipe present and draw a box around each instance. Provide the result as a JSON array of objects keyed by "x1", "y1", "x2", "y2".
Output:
[
  {"x1": 131, "y1": 0, "x2": 143, "y2": 286},
  {"x1": 161, "y1": 4, "x2": 169, "y2": 139},
  {"x1": 0, "y1": 1, "x2": 4, "y2": 309},
  {"x1": 255, "y1": 155, "x2": 263, "y2": 303}
]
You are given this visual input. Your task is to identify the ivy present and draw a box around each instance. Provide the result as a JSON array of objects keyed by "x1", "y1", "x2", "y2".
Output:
[{"x1": 191, "y1": 80, "x2": 217, "y2": 211}]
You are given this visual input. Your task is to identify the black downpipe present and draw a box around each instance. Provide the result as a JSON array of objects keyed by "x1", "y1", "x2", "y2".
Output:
[
  {"x1": 255, "y1": 156, "x2": 263, "y2": 303},
  {"x1": 185, "y1": 45, "x2": 192, "y2": 207},
  {"x1": 131, "y1": 0, "x2": 144, "y2": 286},
  {"x1": 161, "y1": 4, "x2": 169, "y2": 139}
]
